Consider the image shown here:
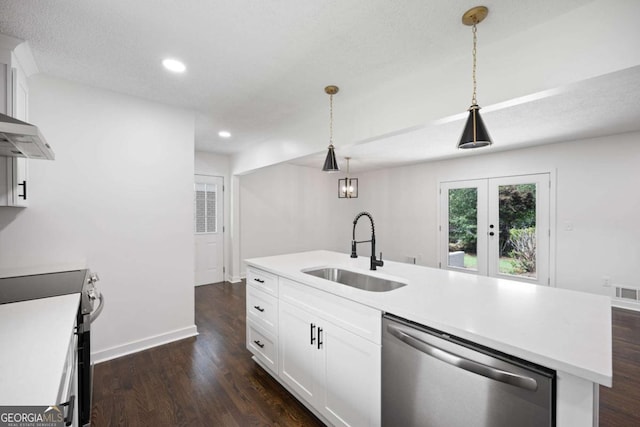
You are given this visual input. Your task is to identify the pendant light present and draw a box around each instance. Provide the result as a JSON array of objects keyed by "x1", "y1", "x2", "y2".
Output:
[
  {"x1": 322, "y1": 85, "x2": 340, "y2": 172},
  {"x1": 338, "y1": 157, "x2": 358, "y2": 198},
  {"x1": 458, "y1": 6, "x2": 492, "y2": 149}
]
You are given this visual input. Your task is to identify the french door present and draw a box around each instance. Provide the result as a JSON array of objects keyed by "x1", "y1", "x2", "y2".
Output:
[{"x1": 440, "y1": 173, "x2": 550, "y2": 286}]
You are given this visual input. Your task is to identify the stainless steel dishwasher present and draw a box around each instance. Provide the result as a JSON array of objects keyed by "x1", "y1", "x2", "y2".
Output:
[{"x1": 382, "y1": 314, "x2": 555, "y2": 427}]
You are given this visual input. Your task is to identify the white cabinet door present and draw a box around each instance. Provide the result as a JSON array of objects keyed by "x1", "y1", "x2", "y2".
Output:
[
  {"x1": 278, "y1": 300, "x2": 319, "y2": 403},
  {"x1": 1, "y1": 156, "x2": 28, "y2": 207},
  {"x1": 0, "y1": 54, "x2": 30, "y2": 208},
  {"x1": 279, "y1": 298, "x2": 381, "y2": 426},
  {"x1": 320, "y1": 322, "x2": 381, "y2": 427}
]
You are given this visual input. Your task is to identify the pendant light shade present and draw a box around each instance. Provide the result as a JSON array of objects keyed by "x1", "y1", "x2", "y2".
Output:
[
  {"x1": 322, "y1": 85, "x2": 340, "y2": 172},
  {"x1": 458, "y1": 6, "x2": 492, "y2": 150},
  {"x1": 323, "y1": 145, "x2": 339, "y2": 172},
  {"x1": 458, "y1": 104, "x2": 491, "y2": 148}
]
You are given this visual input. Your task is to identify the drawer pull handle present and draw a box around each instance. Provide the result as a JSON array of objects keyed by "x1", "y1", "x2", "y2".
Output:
[
  {"x1": 254, "y1": 305, "x2": 265, "y2": 312},
  {"x1": 254, "y1": 278, "x2": 265, "y2": 284},
  {"x1": 254, "y1": 340, "x2": 265, "y2": 348}
]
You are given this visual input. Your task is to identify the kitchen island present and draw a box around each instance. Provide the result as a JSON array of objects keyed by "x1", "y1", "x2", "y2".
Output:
[{"x1": 245, "y1": 250, "x2": 611, "y2": 427}]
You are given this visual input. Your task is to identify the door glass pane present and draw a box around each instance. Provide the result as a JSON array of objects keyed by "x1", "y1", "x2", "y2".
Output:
[
  {"x1": 448, "y1": 188, "x2": 478, "y2": 271},
  {"x1": 498, "y1": 184, "x2": 536, "y2": 278}
]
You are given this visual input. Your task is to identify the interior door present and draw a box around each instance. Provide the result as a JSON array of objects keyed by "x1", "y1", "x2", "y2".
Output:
[
  {"x1": 440, "y1": 174, "x2": 551, "y2": 286},
  {"x1": 194, "y1": 175, "x2": 224, "y2": 286}
]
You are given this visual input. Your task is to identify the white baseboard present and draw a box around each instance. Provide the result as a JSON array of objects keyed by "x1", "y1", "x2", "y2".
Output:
[
  {"x1": 92, "y1": 325, "x2": 198, "y2": 364},
  {"x1": 228, "y1": 275, "x2": 243, "y2": 283}
]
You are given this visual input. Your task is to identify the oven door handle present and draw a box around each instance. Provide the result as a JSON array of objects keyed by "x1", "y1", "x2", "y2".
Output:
[
  {"x1": 60, "y1": 395, "x2": 75, "y2": 426},
  {"x1": 387, "y1": 323, "x2": 538, "y2": 392},
  {"x1": 89, "y1": 293, "x2": 105, "y2": 323}
]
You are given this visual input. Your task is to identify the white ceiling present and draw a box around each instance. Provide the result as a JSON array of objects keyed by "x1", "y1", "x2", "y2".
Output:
[
  {"x1": 291, "y1": 65, "x2": 640, "y2": 172},
  {"x1": 1, "y1": 0, "x2": 638, "y2": 173}
]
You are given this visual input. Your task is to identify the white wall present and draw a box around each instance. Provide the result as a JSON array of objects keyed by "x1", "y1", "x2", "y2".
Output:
[
  {"x1": 238, "y1": 131, "x2": 640, "y2": 299},
  {"x1": 194, "y1": 151, "x2": 233, "y2": 281},
  {"x1": 239, "y1": 163, "x2": 360, "y2": 272},
  {"x1": 0, "y1": 75, "x2": 197, "y2": 361}
]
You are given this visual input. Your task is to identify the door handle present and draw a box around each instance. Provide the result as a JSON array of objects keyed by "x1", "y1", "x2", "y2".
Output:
[
  {"x1": 310, "y1": 323, "x2": 316, "y2": 345},
  {"x1": 387, "y1": 323, "x2": 538, "y2": 391},
  {"x1": 317, "y1": 327, "x2": 323, "y2": 349}
]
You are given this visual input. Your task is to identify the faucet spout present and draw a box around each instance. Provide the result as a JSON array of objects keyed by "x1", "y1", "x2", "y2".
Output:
[{"x1": 351, "y1": 212, "x2": 384, "y2": 270}]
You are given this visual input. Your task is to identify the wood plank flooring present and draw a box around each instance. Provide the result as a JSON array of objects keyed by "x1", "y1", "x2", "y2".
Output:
[
  {"x1": 599, "y1": 307, "x2": 640, "y2": 426},
  {"x1": 92, "y1": 282, "x2": 640, "y2": 426},
  {"x1": 92, "y1": 282, "x2": 323, "y2": 426}
]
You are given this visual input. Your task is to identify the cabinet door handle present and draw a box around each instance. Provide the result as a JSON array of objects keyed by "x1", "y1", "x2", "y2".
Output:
[
  {"x1": 310, "y1": 323, "x2": 316, "y2": 345},
  {"x1": 18, "y1": 180, "x2": 27, "y2": 200},
  {"x1": 254, "y1": 278, "x2": 265, "y2": 284},
  {"x1": 317, "y1": 327, "x2": 323, "y2": 349},
  {"x1": 253, "y1": 340, "x2": 265, "y2": 348},
  {"x1": 253, "y1": 305, "x2": 265, "y2": 312}
]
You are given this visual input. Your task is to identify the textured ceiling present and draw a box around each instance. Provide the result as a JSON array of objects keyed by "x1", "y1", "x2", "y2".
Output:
[
  {"x1": 290, "y1": 65, "x2": 640, "y2": 172},
  {"x1": 0, "y1": 0, "x2": 596, "y2": 158}
]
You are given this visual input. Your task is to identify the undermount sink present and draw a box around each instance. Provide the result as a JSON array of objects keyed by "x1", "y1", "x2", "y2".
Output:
[{"x1": 302, "y1": 267, "x2": 407, "y2": 292}]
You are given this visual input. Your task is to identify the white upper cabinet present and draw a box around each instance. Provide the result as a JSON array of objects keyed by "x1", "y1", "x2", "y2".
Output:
[{"x1": 0, "y1": 34, "x2": 31, "y2": 207}]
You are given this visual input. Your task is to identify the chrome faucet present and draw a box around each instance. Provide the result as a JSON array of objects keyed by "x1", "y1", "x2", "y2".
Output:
[{"x1": 351, "y1": 211, "x2": 384, "y2": 270}]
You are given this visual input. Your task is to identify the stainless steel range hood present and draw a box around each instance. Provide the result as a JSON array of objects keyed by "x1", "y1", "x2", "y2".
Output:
[{"x1": 0, "y1": 113, "x2": 55, "y2": 160}]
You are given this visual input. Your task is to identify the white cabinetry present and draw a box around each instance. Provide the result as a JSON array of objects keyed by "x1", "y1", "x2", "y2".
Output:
[
  {"x1": 279, "y1": 299, "x2": 380, "y2": 427},
  {"x1": 245, "y1": 267, "x2": 279, "y2": 374},
  {"x1": 245, "y1": 268, "x2": 382, "y2": 426},
  {"x1": 0, "y1": 35, "x2": 30, "y2": 207},
  {"x1": 278, "y1": 278, "x2": 381, "y2": 427}
]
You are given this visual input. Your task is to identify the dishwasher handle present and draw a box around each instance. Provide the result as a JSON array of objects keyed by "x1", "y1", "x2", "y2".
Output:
[{"x1": 387, "y1": 323, "x2": 538, "y2": 392}]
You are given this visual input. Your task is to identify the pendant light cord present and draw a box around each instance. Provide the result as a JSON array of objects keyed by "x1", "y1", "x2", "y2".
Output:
[
  {"x1": 471, "y1": 22, "x2": 478, "y2": 106},
  {"x1": 329, "y1": 93, "x2": 334, "y2": 147}
]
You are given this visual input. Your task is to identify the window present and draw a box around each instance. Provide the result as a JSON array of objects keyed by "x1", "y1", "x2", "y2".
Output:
[{"x1": 194, "y1": 183, "x2": 217, "y2": 233}]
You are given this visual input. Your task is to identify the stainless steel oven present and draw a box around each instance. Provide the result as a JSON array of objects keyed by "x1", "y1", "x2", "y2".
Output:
[
  {"x1": 77, "y1": 272, "x2": 103, "y2": 426},
  {"x1": 0, "y1": 269, "x2": 103, "y2": 426}
]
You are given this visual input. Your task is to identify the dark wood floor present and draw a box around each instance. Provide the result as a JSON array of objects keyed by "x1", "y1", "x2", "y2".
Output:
[
  {"x1": 599, "y1": 307, "x2": 640, "y2": 426},
  {"x1": 92, "y1": 282, "x2": 640, "y2": 426},
  {"x1": 92, "y1": 282, "x2": 323, "y2": 426}
]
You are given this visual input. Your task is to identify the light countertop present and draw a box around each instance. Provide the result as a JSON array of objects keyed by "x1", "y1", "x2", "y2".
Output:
[
  {"x1": 246, "y1": 250, "x2": 612, "y2": 386},
  {"x1": 0, "y1": 293, "x2": 80, "y2": 405}
]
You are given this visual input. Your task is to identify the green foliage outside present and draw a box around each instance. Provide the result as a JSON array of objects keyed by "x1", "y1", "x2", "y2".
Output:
[
  {"x1": 508, "y1": 227, "x2": 536, "y2": 273},
  {"x1": 449, "y1": 184, "x2": 537, "y2": 274},
  {"x1": 448, "y1": 188, "x2": 478, "y2": 253}
]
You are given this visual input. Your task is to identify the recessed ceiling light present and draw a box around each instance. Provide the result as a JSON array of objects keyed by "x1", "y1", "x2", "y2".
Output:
[
  {"x1": 218, "y1": 131, "x2": 231, "y2": 138},
  {"x1": 162, "y1": 58, "x2": 186, "y2": 73}
]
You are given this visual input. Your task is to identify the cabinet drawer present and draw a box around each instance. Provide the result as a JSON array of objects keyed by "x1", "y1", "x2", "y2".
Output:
[
  {"x1": 280, "y1": 277, "x2": 382, "y2": 345},
  {"x1": 246, "y1": 267, "x2": 278, "y2": 296},
  {"x1": 247, "y1": 284, "x2": 278, "y2": 334},
  {"x1": 247, "y1": 320, "x2": 277, "y2": 373}
]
